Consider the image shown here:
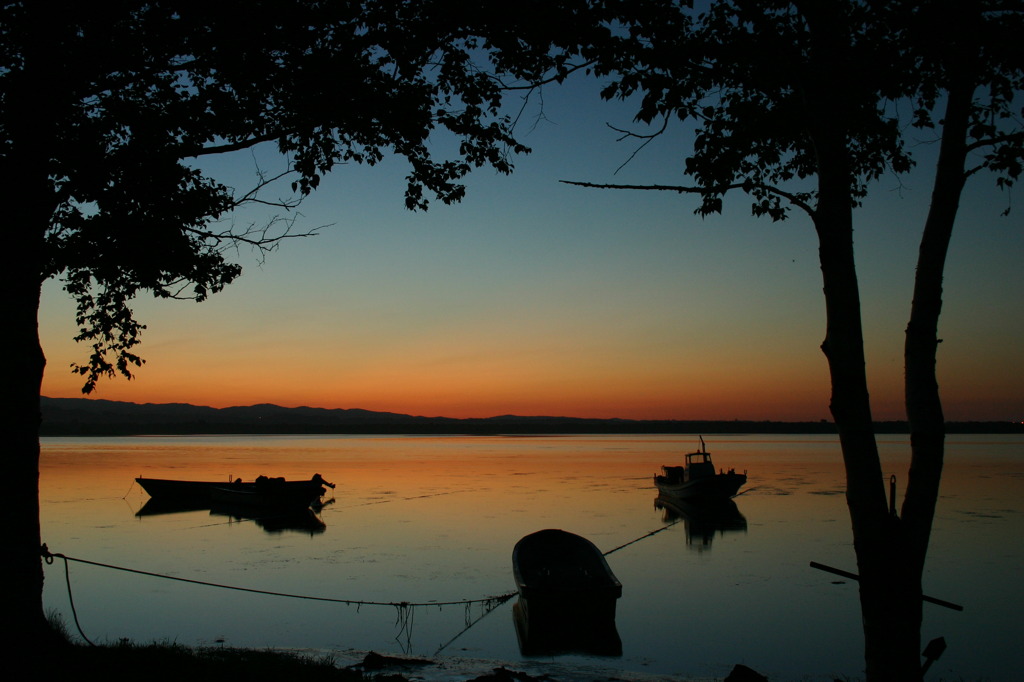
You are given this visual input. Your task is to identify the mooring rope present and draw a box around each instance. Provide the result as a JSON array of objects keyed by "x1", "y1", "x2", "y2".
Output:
[
  {"x1": 44, "y1": 544, "x2": 96, "y2": 646},
  {"x1": 41, "y1": 517, "x2": 684, "y2": 649},
  {"x1": 44, "y1": 515, "x2": 681, "y2": 611},
  {"x1": 41, "y1": 545, "x2": 516, "y2": 609},
  {"x1": 601, "y1": 518, "x2": 681, "y2": 556},
  {"x1": 339, "y1": 489, "x2": 468, "y2": 509},
  {"x1": 432, "y1": 595, "x2": 513, "y2": 656}
]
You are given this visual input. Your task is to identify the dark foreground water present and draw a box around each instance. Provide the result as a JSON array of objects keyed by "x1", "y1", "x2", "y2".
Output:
[{"x1": 40, "y1": 434, "x2": 1023, "y2": 680}]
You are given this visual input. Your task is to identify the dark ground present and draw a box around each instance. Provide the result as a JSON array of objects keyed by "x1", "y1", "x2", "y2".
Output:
[{"x1": 45, "y1": 639, "x2": 770, "y2": 681}]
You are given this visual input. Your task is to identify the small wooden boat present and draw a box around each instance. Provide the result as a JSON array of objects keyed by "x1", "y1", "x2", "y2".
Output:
[
  {"x1": 512, "y1": 529, "x2": 622, "y2": 656},
  {"x1": 512, "y1": 598, "x2": 621, "y2": 657},
  {"x1": 209, "y1": 480, "x2": 323, "y2": 510},
  {"x1": 136, "y1": 473, "x2": 334, "y2": 502},
  {"x1": 513, "y1": 529, "x2": 622, "y2": 608},
  {"x1": 653, "y1": 437, "x2": 746, "y2": 500}
]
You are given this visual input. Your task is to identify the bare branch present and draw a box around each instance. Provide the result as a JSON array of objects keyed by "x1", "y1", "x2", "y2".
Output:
[
  {"x1": 183, "y1": 132, "x2": 281, "y2": 158},
  {"x1": 559, "y1": 179, "x2": 816, "y2": 216},
  {"x1": 184, "y1": 214, "x2": 324, "y2": 260},
  {"x1": 505, "y1": 81, "x2": 550, "y2": 137},
  {"x1": 560, "y1": 179, "x2": 724, "y2": 192},
  {"x1": 229, "y1": 167, "x2": 302, "y2": 211},
  {"x1": 964, "y1": 162, "x2": 986, "y2": 179},
  {"x1": 965, "y1": 129, "x2": 1024, "y2": 153},
  {"x1": 607, "y1": 118, "x2": 670, "y2": 174},
  {"x1": 490, "y1": 60, "x2": 597, "y2": 92}
]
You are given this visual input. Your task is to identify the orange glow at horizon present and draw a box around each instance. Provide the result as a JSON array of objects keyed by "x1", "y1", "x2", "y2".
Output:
[
  {"x1": 40, "y1": 346, "x2": 1020, "y2": 423},
  {"x1": 40, "y1": 325, "x2": 840, "y2": 421}
]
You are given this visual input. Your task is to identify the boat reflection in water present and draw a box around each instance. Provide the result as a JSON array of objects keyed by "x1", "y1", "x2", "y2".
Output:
[
  {"x1": 511, "y1": 529, "x2": 622, "y2": 657},
  {"x1": 655, "y1": 494, "x2": 748, "y2": 551},
  {"x1": 134, "y1": 473, "x2": 333, "y2": 536},
  {"x1": 136, "y1": 497, "x2": 329, "y2": 536}
]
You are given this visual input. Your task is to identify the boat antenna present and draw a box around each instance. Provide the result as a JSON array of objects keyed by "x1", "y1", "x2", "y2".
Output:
[{"x1": 699, "y1": 435, "x2": 705, "y2": 452}]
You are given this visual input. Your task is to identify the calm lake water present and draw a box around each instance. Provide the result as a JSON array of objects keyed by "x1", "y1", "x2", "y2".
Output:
[{"x1": 40, "y1": 434, "x2": 1023, "y2": 681}]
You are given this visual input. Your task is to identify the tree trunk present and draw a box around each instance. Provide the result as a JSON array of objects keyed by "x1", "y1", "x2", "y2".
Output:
[
  {"x1": 3, "y1": 181, "x2": 54, "y2": 654},
  {"x1": 2, "y1": 8, "x2": 65, "y2": 653},
  {"x1": 812, "y1": 145, "x2": 922, "y2": 681},
  {"x1": 5, "y1": 233, "x2": 51, "y2": 655},
  {"x1": 902, "y1": 62, "x2": 973, "y2": 607},
  {"x1": 800, "y1": 5, "x2": 922, "y2": 678},
  {"x1": 835, "y1": 73, "x2": 972, "y2": 680}
]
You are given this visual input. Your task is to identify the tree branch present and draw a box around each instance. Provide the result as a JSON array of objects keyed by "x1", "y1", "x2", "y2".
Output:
[
  {"x1": 608, "y1": 118, "x2": 670, "y2": 174},
  {"x1": 228, "y1": 168, "x2": 302, "y2": 211},
  {"x1": 559, "y1": 179, "x2": 816, "y2": 216},
  {"x1": 965, "y1": 129, "x2": 1024, "y2": 153},
  {"x1": 491, "y1": 60, "x2": 597, "y2": 91},
  {"x1": 183, "y1": 132, "x2": 281, "y2": 158},
  {"x1": 183, "y1": 214, "x2": 324, "y2": 261}
]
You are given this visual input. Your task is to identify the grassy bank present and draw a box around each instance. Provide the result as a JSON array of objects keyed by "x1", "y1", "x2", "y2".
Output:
[
  {"x1": 48, "y1": 641, "x2": 561, "y2": 682},
  {"x1": 43, "y1": 614, "x2": 539, "y2": 682},
  {"x1": 50, "y1": 641, "x2": 368, "y2": 681}
]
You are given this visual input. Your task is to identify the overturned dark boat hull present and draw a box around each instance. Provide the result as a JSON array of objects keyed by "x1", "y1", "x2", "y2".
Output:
[
  {"x1": 512, "y1": 597, "x2": 621, "y2": 657},
  {"x1": 512, "y1": 529, "x2": 622, "y2": 656}
]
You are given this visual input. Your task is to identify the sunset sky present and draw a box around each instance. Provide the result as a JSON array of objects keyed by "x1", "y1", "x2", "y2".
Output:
[{"x1": 38, "y1": 77, "x2": 1023, "y2": 422}]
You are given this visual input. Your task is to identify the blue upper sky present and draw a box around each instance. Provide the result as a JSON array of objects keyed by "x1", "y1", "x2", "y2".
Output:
[{"x1": 38, "y1": 72, "x2": 1024, "y2": 421}]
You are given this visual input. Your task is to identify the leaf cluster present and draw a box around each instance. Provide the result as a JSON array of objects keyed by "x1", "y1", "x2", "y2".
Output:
[
  {"x1": 884, "y1": 1, "x2": 1024, "y2": 202},
  {"x1": 1, "y1": 0, "x2": 583, "y2": 391},
  {"x1": 578, "y1": 0, "x2": 1023, "y2": 221}
]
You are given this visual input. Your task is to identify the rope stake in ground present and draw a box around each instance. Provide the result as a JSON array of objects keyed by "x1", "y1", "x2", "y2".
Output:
[{"x1": 43, "y1": 544, "x2": 96, "y2": 646}]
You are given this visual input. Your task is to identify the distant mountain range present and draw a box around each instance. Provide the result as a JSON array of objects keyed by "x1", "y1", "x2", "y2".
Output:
[{"x1": 38, "y1": 397, "x2": 1022, "y2": 436}]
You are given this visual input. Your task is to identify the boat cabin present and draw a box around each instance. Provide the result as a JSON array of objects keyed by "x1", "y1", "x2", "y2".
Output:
[
  {"x1": 654, "y1": 437, "x2": 747, "y2": 499},
  {"x1": 684, "y1": 451, "x2": 717, "y2": 480},
  {"x1": 660, "y1": 451, "x2": 717, "y2": 483}
]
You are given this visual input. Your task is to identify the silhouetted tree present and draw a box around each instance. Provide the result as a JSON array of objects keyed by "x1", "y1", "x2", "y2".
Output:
[
  {"x1": 564, "y1": 1, "x2": 1022, "y2": 678},
  {"x1": 1, "y1": 0, "x2": 585, "y2": 652}
]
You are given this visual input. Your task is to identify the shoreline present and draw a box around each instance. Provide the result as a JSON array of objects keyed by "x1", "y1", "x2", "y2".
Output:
[{"x1": 38, "y1": 396, "x2": 1024, "y2": 437}]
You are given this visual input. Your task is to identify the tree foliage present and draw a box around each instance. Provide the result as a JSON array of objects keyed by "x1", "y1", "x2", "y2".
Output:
[
  {"x1": 583, "y1": 0, "x2": 1022, "y2": 218},
  {"x1": 1, "y1": 0, "x2": 591, "y2": 653},
  {"x1": 2, "y1": 0, "x2": 591, "y2": 392},
  {"x1": 563, "y1": 1, "x2": 1022, "y2": 678}
]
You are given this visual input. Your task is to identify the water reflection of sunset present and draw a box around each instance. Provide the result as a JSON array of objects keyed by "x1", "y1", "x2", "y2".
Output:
[{"x1": 39, "y1": 434, "x2": 1024, "y2": 681}]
